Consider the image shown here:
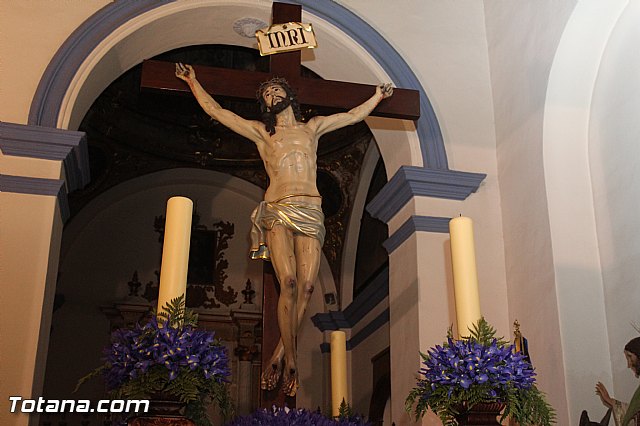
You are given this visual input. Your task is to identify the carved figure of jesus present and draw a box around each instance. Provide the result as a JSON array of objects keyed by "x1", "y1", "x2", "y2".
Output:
[{"x1": 176, "y1": 63, "x2": 393, "y2": 396}]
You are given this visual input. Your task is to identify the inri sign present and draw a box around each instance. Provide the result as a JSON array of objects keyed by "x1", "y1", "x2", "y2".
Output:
[{"x1": 256, "y1": 22, "x2": 317, "y2": 56}]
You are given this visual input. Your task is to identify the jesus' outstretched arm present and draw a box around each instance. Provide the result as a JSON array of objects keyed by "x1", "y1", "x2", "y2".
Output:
[
  {"x1": 175, "y1": 63, "x2": 267, "y2": 144},
  {"x1": 308, "y1": 83, "x2": 393, "y2": 137}
]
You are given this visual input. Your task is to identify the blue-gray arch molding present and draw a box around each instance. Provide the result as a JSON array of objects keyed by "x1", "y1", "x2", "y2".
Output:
[
  {"x1": 27, "y1": 0, "x2": 485, "y2": 239},
  {"x1": 0, "y1": 122, "x2": 89, "y2": 222}
]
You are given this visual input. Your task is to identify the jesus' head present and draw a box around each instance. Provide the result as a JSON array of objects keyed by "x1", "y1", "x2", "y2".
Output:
[{"x1": 257, "y1": 77, "x2": 303, "y2": 134}]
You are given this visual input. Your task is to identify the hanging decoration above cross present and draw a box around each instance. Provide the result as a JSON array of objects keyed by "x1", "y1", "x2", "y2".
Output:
[{"x1": 140, "y1": 2, "x2": 420, "y2": 120}]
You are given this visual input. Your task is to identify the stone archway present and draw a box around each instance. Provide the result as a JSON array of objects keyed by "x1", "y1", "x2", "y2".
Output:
[{"x1": 29, "y1": 0, "x2": 433, "y2": 175}]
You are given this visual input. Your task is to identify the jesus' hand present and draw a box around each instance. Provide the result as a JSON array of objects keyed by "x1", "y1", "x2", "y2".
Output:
[
  {"x1": 175, "y1": 63, "x2": 196, "y2": 82},
  {"x1": 377, "y1": 83, "x2": 394, "y2": 99}
]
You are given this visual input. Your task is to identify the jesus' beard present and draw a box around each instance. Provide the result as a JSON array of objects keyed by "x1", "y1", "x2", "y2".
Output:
[{"x1": 269, "y1": 96, "x2": 291, "y2": 115}]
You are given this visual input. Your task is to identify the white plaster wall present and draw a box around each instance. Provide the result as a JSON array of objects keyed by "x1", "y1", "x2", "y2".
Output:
[
  {"x1": 336, "y1": 1, "x2": 498, "y2": 176},
  {"x1": 338, "y1": 0, "x2": 510, "y2": 334},
  {"x1": 0, "y1": 194, "x2": 62, "y2": 426},
  {"x1": 0, "y1": 155, "x2": 63, "y2": 182},
  {"x1": 387, "y1": 235, "x2": 426, "y2": 426},
  {"x1": 387, "y1": 229, "x2": 457, "y2": 426},
  {"x1": 338, "y1": 3, "x2": 511, "y2": 423},
  {"x1": 350, "y1": 321, "x2": 390, "y2": 417},
  {"x1": 589, "y1": 0, "x2": 640, "y2": 402},
  {"x1": 483, "y1": 1, "x2": 579, "y2": 423},
  {"x1": 0, "y1": 0, "x2": 111, "y2": 124},
  {"x1": 337, "y1": 2, "x2": 508, "y2": 296}
]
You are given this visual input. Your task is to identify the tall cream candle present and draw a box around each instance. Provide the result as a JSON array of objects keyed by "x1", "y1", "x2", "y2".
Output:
[
  {"x1": 330, "y1": 330, "x2": 348, "y2": 417},
  {"x1": 449, "y1": 216, "x2": 481, "y2": 338},
  {"x1": 157, "y1": 196, "x2": 193, "y2": 315}
]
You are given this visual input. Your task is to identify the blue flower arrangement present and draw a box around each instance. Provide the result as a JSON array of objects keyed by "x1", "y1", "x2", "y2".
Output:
[
  {"x1": 405, "y1": 318, "x2": 555, "y2": 425},
  {"x1": 103, "y1": 316, "x2": 230, "y2": 390},
  {"x1": 78, "y1": 296, "x2": 232, "y2": 426},
  {"x1": 225, "y1": 405, "x2": 370, "y2": 426}
]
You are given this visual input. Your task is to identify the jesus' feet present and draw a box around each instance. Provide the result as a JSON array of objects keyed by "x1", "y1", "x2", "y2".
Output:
[
  {"x1": 260, "y1": 358, "x2": 283, "y2": 391},
  {"x1": 282, "y1": 363, "x2": 299, "y2": 397}
]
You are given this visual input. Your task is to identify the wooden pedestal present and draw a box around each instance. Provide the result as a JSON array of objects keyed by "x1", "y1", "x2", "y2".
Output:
[{"x1": 454, "y1": 402, "x2": 505, "y2": 426}]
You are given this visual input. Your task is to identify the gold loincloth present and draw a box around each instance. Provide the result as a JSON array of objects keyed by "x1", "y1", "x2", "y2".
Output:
[{"x1": 249, "y1": 199, "x2": 325, "y2": 260}]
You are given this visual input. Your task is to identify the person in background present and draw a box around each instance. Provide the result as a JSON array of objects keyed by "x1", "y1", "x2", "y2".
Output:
[{"x1": 596, "y1": 337, "x2": 640, "y2": 426}]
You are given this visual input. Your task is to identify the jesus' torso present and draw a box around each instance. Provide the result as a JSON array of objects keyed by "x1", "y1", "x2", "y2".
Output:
[{"x1": 257, "y1": 123, "x2": 321, "y2": 205}]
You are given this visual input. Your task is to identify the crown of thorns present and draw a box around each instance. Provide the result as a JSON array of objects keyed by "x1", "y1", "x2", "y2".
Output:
[{"x1": 256, "y1": 77, "x2": 296, "y2": 100}]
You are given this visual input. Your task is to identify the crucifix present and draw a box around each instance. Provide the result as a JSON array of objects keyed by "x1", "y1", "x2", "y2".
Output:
[
  {"x1": 141, "y1": 1, "x2": 419, "y2": 405},
  {"x1": 140, "y1": 4, "x2": 419, "y2": 119}
]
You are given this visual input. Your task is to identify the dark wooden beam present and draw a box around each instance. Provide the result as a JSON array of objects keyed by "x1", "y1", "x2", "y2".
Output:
[
  {"x1": 269, "y1": 3, "x2": 303, "y2": 78},
  {"x1": 141, "y1": 60, "x2": 420, "y2": 120},
  {"x1": 141, "y1": 60, "x2": 270, "y2": 101}
]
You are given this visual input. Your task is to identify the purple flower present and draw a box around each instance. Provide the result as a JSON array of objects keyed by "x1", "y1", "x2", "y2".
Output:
[
  {"x1": 414, "y1": 336, "x2": 536, "y2": 402},
  {"x1": 225, "y1": 406, "x2": 370, "y2": 426},
  {"x1": 101, "y1": 315, "x2": 230, "y2": 392}
]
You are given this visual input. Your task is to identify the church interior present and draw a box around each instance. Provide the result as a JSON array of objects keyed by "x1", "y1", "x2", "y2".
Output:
[{"x1": 1, "y1": 1, "x2": 640, "y2": 425}]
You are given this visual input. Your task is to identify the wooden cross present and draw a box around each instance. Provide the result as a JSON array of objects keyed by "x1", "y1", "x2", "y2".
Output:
[
  {"x1": 141, "y1": 3, "x2": 419, "y2": 121},
  {"x1": 140, "y1": 1, "x2": 420, "y2": 408}
]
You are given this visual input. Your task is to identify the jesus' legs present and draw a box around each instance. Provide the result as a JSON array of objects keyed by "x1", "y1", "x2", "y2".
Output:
[
  {"x1": 260, "y1": 227, "x2": 322, "y2": 396},
  {"x1": 280, "y1": 234, "x2": 321, "y2": 395},
  {"x1": 261, "y1": 225, "x2": 297, "y2": 393}
]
